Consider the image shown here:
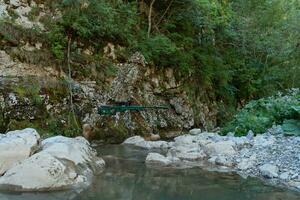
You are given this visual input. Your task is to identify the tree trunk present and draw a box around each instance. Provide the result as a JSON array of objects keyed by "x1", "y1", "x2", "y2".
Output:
[
  {"x1": 67, "y1": 36, "x2": 80, "y2": 130},
  {"x1": 147, "y1": 0, "x2": 156, "y2": 38}
]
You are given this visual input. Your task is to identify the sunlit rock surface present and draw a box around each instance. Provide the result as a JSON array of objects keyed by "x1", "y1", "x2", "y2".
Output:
[
  {"x1": 0, "y1": 128, "x2": 40, "y2": 175},
  {"x1": 0, "y1": 128, "x2": 104, "y2": 192}
]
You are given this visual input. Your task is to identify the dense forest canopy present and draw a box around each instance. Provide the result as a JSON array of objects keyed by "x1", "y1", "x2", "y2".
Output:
[{"x1": 48, "y1": 0, "x2": 299, "y2": 124}]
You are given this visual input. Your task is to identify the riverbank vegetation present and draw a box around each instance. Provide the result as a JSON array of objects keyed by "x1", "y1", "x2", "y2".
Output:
[
  {"x1": 48, "y1": 0, "x2": 300, "y2": 126},
  {"x1": 222, "y1": 89, "x2": 300, "y2": 136}
]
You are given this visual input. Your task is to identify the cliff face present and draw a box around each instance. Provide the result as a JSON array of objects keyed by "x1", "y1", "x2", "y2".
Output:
[{"x1": 0, "y1": 0, "x2": 218, "y2": 142}]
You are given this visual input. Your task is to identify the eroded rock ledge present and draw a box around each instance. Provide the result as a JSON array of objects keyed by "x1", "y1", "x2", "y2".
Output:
[
  {"x1": 0, "y1": 128, "x2": 105, "y2": 192},
  {"x1": 123, "y1": 127, "x2": 300, "y2": 191}
]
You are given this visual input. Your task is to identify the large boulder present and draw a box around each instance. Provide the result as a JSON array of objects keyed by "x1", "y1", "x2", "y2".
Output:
[
  {"x1": 237, "y1": 158, "x2": 255, "y2": 170},
  {"x1": 41, "y1": 136, "x2": 105, "y2": 171},
  {"x1": 174, "y1": 135, "x2": 197, "y2": 145},
  {"x1": 204, "y1": 141, "x2": 237, "y2": 156},
  {"x1": 0, "y1": 152, "x2": 82, "y2": 191},
  {"x1": 0, "y1": 128, "x2": 40, "y2": 175},
  {"x1": 167, "y1": 143, "x2": 206, "y2": 161},
  {"x1": 259, "y1": 164, "x2": 279, "y2": 178},
  {"x1": 0, "y1": 135, "x2": 105, "y2": 191}
]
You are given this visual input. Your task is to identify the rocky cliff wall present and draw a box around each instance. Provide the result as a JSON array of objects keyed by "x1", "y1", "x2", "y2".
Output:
[{"x1": 0, "y1": 0, "x2": 218, "y2": 142}]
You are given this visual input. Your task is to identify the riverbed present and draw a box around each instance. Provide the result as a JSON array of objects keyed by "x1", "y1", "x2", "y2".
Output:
[{"x1": 1, "y1": 145, "x2": 300, "y2": 200}]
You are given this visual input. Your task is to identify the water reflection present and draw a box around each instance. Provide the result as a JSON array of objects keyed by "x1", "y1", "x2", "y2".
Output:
[{"x1": 75, "y1": 145, "x2": 300, "y2": 200}]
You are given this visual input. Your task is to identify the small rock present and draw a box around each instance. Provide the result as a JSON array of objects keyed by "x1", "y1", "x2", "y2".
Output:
[
  {"x1": 82, "y1": 123, "x2": 93, "y2": 141},
  {"x1": 189, "y1": 128, "x2": 202, "y2": 135},
  {"x1": 150, "y1": 133, "x2": 160, "y2": 141},
  {"x1": 246, "y1": 130, "x2": 254, "y2": 140},
  {"x1": 227, "y1": 132, "x2": 235, "y2": 137}
]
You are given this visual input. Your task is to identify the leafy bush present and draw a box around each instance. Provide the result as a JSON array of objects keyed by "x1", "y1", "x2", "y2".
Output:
[
  {"x1": 137, "y1": 35, "x2": 177, "y2": 68},
  {"x1": 48, "y1": 0, "x2": 138, "y2": 59},
  {"x1": 222, "y1": 89, "x2": 300, "y2": 136}
]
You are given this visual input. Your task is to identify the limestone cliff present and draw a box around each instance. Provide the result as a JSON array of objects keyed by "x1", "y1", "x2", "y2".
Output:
[{"x1": 0, "y1": 0, "x2": 218, "y2": 142}]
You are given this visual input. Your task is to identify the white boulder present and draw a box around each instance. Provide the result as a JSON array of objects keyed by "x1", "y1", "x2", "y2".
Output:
[
  {"x1": 0, "y1": 128, "x2": 40, "y2": 175},
  {"x1": 167, "y1": 143, "x2": 206, "y2": 161},
  {"x1": 0, "y1": 152, "x2": 84, "y2": 191},
  {"x1": 145, "y1": 153, "x2": 171, "y2": 166},
  {"x1": 204, "y1": 141, "x2": 237, "y2": 156},
  {"x1": 189, "y1": 128, "x2": 201, "y2": 135},
  {"x1": 0, "y1": 134, "x2": 105, "y2": 191},
  {"x1": 123, "y1": 136, "x2": 145, "y2": 145},
  {"x1": 123, "y1": 136, "x2": 169, "y2": 149},
  {"x1": 279, "y1": 172, "x2": 290, "y2": 180},
  {"x1": 237, "y1": 158, "x2": 255, "y2": 170},
  {"x1": 259, "y1": 164, "x2": 279, "y2": 178},
  {"x1": 42, "y1": 136, "x2": 105, "y2": 175},
  {"x1": 42, "y1": 136, "x2": 103, "y2": 167},
  {"x1": 174, "y1": 135, "x2": 197, "y2": 146}
]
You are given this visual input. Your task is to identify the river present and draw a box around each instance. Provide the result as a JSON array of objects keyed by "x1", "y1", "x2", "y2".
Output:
[{"x1": 1, "y1": 145, "x2": 300, "y2": 200}]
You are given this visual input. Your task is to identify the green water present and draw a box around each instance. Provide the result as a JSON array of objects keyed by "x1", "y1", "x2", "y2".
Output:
[{"x1": 1, "y1": 145, "x2": 300, "y2": 200}]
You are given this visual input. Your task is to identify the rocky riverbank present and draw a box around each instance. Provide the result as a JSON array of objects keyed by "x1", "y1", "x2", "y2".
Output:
[
  {"x1": 123, "y1": 126, "x2": 300, "y2": 192},
  {"x1": 0, "y1": 128, "x2": 105, "y2": 192}
]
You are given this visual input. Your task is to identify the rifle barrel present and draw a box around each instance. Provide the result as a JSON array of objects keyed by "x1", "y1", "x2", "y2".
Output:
[{"x1": 98, "y1": 105, "x2": 170, "y2": 115}]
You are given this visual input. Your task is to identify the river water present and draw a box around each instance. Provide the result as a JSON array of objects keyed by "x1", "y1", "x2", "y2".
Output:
[{"x1": 1, "y1": 145, "x2": 300, "y2": 200}]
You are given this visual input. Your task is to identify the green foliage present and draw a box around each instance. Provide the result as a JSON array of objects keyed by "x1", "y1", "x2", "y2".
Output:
[
  {"x1": 27, "y1": 6, "x2": 41, "y2": 21},
  {"x1": 48, "y1": 0, "x2": 138, "y2": 59},
  {"x1": 46, "y1": 112, "x2": 81, "y2": 137},
  {"x1": 45, "y1": 0, "x2": 300, "y2": 128},
  {"x1": 222, "y1": 89, "x2": 300, "y2": 136},
  {"x1": 13, "y1": 84, "x2": 43, "y2": 105},
  {"x1": 137, "y1": 35, "x2": 177, "y2": 68},
  {"x1": 48, "y1": 25, "x2": 67, "y2": 60},
  {"x1": 6, "y1": 112, "x2": 81, "y2": 138}
]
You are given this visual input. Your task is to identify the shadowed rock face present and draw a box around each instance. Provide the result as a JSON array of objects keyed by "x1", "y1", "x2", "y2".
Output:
[
  {"x1": 89, "y1": 53, "x2": 196, "y2": 142},
  {"x1": 0, "y1": 128, "x2": 105, "y2": 192},
  {"x1": 0, "y1": 50, "x2": 217, "y2": 142}
]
